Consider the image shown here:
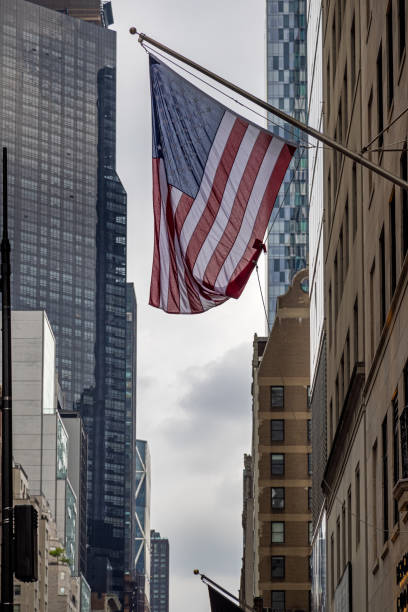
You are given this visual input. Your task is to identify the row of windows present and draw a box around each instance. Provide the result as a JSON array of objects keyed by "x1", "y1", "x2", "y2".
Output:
[{"x1": 329, "y1": 470, "x2": 359, "y2": 601}]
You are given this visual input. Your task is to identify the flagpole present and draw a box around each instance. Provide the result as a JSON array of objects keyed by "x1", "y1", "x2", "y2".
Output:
[
  {"x1": 1, "y1": 147, "x2": 13, "y2": 610},
  {"x1": 193, "y1": 570, "x2": 255, "y2": 612},
  {"x1": 130, "y1": 28, "x2": 408, "y2": 193}
]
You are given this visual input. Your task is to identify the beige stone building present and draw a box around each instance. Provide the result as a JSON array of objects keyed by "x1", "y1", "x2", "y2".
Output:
[
  {"x1": 13, "y1": 464, "x2": 52, "y2": 612},
  {"x1": 12, "y1": 464, "x2": 81, "y2": 612},
  {"x1": 322, "y1": 0, "x2": 408, "y2": 610},
  {"x1": 241, "y1": 271, "x2": 311, "y2": 611}
]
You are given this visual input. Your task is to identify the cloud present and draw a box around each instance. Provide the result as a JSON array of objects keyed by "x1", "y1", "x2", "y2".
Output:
[
  {"x1": 145, "y1": 344, "x2": 253, "y2": 608},
  {"x1": 151, "y1": 343, "x2": 252, "y2": 473}
]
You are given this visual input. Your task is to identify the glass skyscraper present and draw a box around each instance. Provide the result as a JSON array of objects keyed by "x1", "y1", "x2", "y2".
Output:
[
  {"x1": 135, "y1": 440, "x2": 151, "y2": 612},
  {"x1": 150, "y1": 530, "x2": 170, "y2": 612},
  {"x1": 266, "y1": 0, "x2": 308, "y2": 323},
  {"x1": 125, "y1": 282, "x2": 137, "y2": 574},
  {"x1": 0, "y1": 0, "x2": 131, "y2": 598}
]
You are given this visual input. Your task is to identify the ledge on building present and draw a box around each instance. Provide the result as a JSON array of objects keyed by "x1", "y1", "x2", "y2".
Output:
[{"x1": 322, "y1": 362, "x2": 365, "y2": 496}]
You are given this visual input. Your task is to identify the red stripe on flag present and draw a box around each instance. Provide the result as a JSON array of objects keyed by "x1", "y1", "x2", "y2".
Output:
[
  {"x1": 164, "y1": 186, "x2": 181, "y2": 313},
  {"x1": 202, "y1": 130, "x2": 272, "y2": 288},
  {"x1": 149, "y1": 158, "x2": 162, "y2": 308},
  {"x1": 174, "y1": 192, "x2": 195, "y2": 241},
  {"x1": 226, "y1": 143, "x2": 294, "y2": 299},
  {"x1": 185, "y1": 117, "x2": 248, "y2": 270}
]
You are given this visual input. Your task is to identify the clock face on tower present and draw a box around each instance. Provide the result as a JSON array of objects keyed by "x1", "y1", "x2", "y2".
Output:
[{"x1": 300, "y1": 276, "x2": 309, "y2": 294}]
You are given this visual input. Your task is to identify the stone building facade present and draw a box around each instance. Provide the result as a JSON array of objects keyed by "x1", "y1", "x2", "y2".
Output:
[{"x1": 322, "y1": 0, "x2": 408, "y2": 610}]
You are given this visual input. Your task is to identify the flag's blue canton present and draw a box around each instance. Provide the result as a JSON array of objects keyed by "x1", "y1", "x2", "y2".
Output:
[{"x1": 150, "y1": 56, "x2": 225, "y2": 199}]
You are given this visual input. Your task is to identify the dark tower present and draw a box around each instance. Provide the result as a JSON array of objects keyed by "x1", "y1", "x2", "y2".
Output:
[{"x1": 0, "y1": 0, "x2": 130, "y2": 599}]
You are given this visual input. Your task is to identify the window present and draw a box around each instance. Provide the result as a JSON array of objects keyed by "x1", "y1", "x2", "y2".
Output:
[
  {"x1": 308, "y1": 487, "x2": 312, "y2": 511},
  {"x1": 390, "y1": 192, "x2": 397, "y2": 296},
  {"x1": 387, "y1": 2, "x2": 394, "y2": 108},
  {"x1": 271, "y1": 419, "x2": 284, "y2": 442},
  {"x1": 370, "y1": 261, "x2": 375, "y2": 360},
  {"x1": 399, "y1": 0, "x2": 406, "y2": 61},
  {"x1": 271, "y1": 590, "x2": 285, "y2": 611},
  {"x1": 351, "y1": 16, "x2": 356, "y2": 91},
  {"x1": 271, "y1": 521, "x2": 285, "y2": 544},
  {"x1": 347, "y1": 487, "x2": 352, "y2": 563},
  {"x1": 336, "y1": 517, "x2": 341, "y2": 582},
  {"x1": 380, "y1": 227, "x2": 386, "y2": 329},
  {"x1": 271, "y1": 487, "x2": 285, "y2": 510},
  {"x1": 368, "y1": 90, "x2": 374, "y2": 192},
  {"x1": 377, "y1": 45, "x2": 384, "y2": 150},
  {"x1": 372, "y1": 441, "x2": 378, "y2": 558},
  {"x1": 401, "y1": 144, "x2": 408, "y2": 259},
  {"x1": 328, "y1": 168, "x2": 332, "y2": 225},
  {"x1": 271, "y1": 453, "x2": 285, "y2": 476},
  {"x1": 307, "y1": 419, "x2": 312, "y2": 442},
  {"x1": 352, "y1": 163, "x2": 357, "y2": 238},
  {"x1": 356, "y1": 465, "x2": 361, "y2": 546},
  {"x1": 334, "y1": 254, "x2": 339, "y2": 319},
  {"x1": 342, "y1": 503, "x2": 346, "y2": 571},
  {"x1": 344, "y1": 199, "x2": 349, "y2": 276},
  {"x1": 330, "y1": 533, "x2": 335, "y2": 600},
  {"x1": 382, "y1": 416, "x2": 389, "y2": 542},
  {"x1": 329, "y1": 283, "x2": 333, "y2": 347},
  {"x1": 308, "y1": 453, "x2": 312, "y2": 475},
  {"x1": 14, "y1": 584, "x2": 21, "y2": 595},
  {"x1": 393, "y1": 393, "x2": 399, "y2": 525},
  {"x1": 271, "y1": 556, "x2": 285, "y2": 579},
  {"x1": 343, "y1": 67, "x2": 348, "y2": 140},
  {"x1": 309, "y1": 521, "x2": 313, "y2": 545},
  {"x1": 271, "y1": 386, "x2": 284, "y2": 409}
]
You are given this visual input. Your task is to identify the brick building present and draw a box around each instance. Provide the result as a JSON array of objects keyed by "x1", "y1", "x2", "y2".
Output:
[{"x1": 241, "y1": 270, "x2": 311, "y2": 611}]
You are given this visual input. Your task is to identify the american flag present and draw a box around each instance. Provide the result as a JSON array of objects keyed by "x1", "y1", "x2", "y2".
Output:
[{"x1": 149, "y1": 56, "x2": 295, "y2": 314}]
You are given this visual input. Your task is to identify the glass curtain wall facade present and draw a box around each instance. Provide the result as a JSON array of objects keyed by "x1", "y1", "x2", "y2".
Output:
[
  {"x1": 87, "y1": 64, "x2": 128, "y2": 595},
  {"x1": 125, "y1": 283, "x2": 137, "y2": 573},
  {"x1": 135, "y1": 440, "x2": 151, "y2": 612},
  {"x1": 150, "y1": 530, "x2": 170, "y2": 612},
  {"x1": 0, "y1": 0, "x2": 128, "y2": 598},
  {"x1": 266, "y1": 0, "x2": 308, "y2": 324}
]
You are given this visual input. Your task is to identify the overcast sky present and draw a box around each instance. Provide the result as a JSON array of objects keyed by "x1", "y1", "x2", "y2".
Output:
[{"x1": 112, "y1": 2, "x2": 267, "y2": 610}]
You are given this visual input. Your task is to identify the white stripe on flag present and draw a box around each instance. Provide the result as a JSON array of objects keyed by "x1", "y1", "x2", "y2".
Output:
[
  {"x1": 215, "y1": 137, "x2": 285, "y2": 291},
  {"x1": 179, "y1": 111, "x2": 236, "y2": 255},
  {"x1": 158, "y1": 159, "x2": 171, "y2": 311},
  {"x1": 192, "y1": 122, "x2": 261, "y2": 281}
]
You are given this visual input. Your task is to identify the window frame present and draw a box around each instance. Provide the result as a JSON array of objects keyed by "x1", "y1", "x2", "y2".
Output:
[
  {"x1": 271, "y1": 487, "x2": 285, "y2": 511},
  {"x1": 271, "y1": 555, "x2": 285, "y2": 579},
  {"x1": 271, "y1": 419, "x2": 284, "y2": 442},
  {"x1": 271, "y1": 590, "x2": 285, "y2": 611},
  {"x1": 271, "y1": 521, "x2": 285, "y2": 544},
  {"x1": 271, "y1": 385, "x2": 284, "y2": 410},
  {"x1": 271, "y1": 453, "x2": 285, "y2": 476}
]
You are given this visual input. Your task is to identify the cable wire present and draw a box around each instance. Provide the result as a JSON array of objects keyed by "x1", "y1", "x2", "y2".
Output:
[
  {"x1": 255, "y1": 263, "x2": 270, "y2": 332},
  {"x1": 142, "y1": 43, "x2": 310, "y2": 148}
]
